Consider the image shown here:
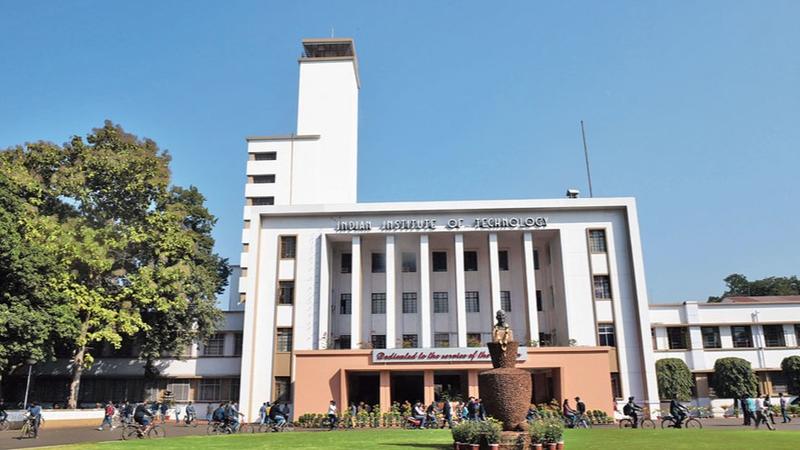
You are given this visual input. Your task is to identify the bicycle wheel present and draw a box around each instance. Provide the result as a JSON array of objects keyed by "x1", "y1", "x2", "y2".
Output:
[
  {"x1": 19, "y1": 422, "x2": 30, "y2": 439},
  {"x1": 618, "y1": 418, "x2": 632, "y2": 429},
  {"x1": 579, "y1": 419, "x2": 592, "y2": 429},
  {"x1": 148, "y1": 425, "x2": 165, "y2": 438},
  {"x1": 685, "y1": 418, "x2": 702, "y2": 429},
  {"x1": 206, "y1": 423, "x2": 220, "y2": 435},
  {"x1": 660, "y1": 418, "x2": 674, "y2": 429},
  {"x1": 282, "y1": 423, "x2": 294, "y2": 432},
  {"x1": 0, "y1": 420, "x2": 9, "y2": 431},
  {"x1": 641, "y1": 419, "x2": 656, "y2": 429}
]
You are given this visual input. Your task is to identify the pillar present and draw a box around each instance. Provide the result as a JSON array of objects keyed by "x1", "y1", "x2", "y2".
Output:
[
  {"x1": 350, "y1": 236, "x2": 362, "y2": 349},
  {"x1": 454, "y1": 233, "x2": 467, "y2": 347},
  {"x1": 488, "y1": 233, "x2": 502, "y2": 316},
  {"x1": 318, "y1": 234, "x2": 330, "y2": 349},
  {"x1": 467, "y1": 370, "x2": 480, "y2": 398},
  {"x1": 522, "y1": 232, "x2": 539, "y2": 343},
  {"x1": 423, "y1": 370, "x2": 435, "y2": 405},
  {"x1": 380, "y1": 371, "x2": 391, "y2": 412},
  {"x1": 419, "y1": 234, "x2": 432, "y2": 348},
  {"x1": 386, "y1": 235, "x2": 397, "y2": 348}
]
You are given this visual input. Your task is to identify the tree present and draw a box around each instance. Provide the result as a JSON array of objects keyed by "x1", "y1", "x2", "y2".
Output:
[
  {"x1": 708, "y1": 273, "x2": 800, "y2": 302},
  {"x1": 0, "y1": 121, "x2": 228, "y2": 407},
  {"x1": 781, "y1": 356, "x2": 800, "y2": 395},
  {"x1": 655, "y1": 358, "x2": 693, "y2": 401},
  {"x1": 710, "y1": 357, "x2": 758, "y2": 400}
]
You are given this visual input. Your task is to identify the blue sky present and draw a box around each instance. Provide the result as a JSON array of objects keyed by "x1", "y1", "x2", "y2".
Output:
[{"x1": 1, "y1": 1, "x2": 798, "y2": 303}]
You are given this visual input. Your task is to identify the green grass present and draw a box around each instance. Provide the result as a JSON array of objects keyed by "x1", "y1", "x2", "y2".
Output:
[{"x1": 46, "y1": 428, "x2": 799, "y2": 450}]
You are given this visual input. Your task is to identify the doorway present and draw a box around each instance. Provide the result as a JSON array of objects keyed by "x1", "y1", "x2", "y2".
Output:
[
  {"x1": 348, "y1": 372, "x2": 379, "y2": 407},
  {"x1": 390, "y1": 372, "x2": 424, "y2": 405}
]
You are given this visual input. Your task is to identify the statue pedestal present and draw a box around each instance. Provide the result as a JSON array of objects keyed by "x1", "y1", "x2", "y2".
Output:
[{"x1": 478, "y1": 342, "x2": 532, "y2": 432}]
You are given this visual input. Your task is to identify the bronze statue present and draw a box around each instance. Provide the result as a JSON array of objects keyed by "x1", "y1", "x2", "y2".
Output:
[{"x1": 491, "y1": 310, "x2": 513, "y2": 352}]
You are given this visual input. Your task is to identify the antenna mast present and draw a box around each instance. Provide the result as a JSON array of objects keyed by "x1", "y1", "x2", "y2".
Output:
[{"x1": 580, "y1": 120, "x2": 594, "y2": 198}]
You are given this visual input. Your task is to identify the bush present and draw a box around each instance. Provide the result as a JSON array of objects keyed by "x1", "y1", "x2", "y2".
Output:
[
  {"x1": 656, "y1": 358, "x2": 694, "y2": 401},
  {"x1": 529, "y1": 419, "x2": 547, "y2": 445},
  {"x1": 710, "y1": 357, "x2": 758, "y2": 399},
  {"x1": 477, "y1": 419, "x2": 502, "y2": 444},
  {"x1": 781, "y1": 356, "x2": 800, "y2": 395},
  {"x1": 542, "y1": 417, "x2": 564, "y2": 443},
  {"x1": 452, "y1": 420, "x2": 479, "y2": 444}
]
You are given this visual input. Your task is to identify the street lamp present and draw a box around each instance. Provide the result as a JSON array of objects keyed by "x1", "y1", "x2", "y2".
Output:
[{"x1": 23, "y1": 357, "x2": 36, "y2": 410}]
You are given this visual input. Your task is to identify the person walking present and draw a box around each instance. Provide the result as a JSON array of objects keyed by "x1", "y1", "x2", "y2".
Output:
[
  {"x1": 159, "y1": 402, "x2": 168, "y2": 423},
  {"x1": 27, "y1": 401, "x2": 42, "y2": 438},
  {"x1": 185, "y1": 402, "x2": 196, "y2": 425},
  {"x1": 740, "y1": 394, "x2": 752, "y2": 426},
  {"x1": 97, "y1": 401, "x2": 115, "y2": 431},
  {"x1": 754, "y1": 396, "x2": 774, "y2": 430},
  {"x1": 206, "y1": 403, "x2": 215, "y2": 423},
  {"x1": 174, "y1": 404, "x2": 182, "y2": 424},
  {"x1": 477, "y1": 398, "x2": 487, "y2": 421},
  {"x1": 0, "y1": 398, "x2": 7, "y2": 426},
  {"x1": 443, "y1": 399, "x2": 453, "y2": 429},
  {"x1": 259, "y1": 402, "x2": 270, "y2": 425},
  {"x1": 745, "y1": 395, "x2": 757, "y2": 428},
  {"x1": 779, "y1": 393, "x2": 791, "y2": 423},
  {"x1": 327, "y1": 400, "x2": 338, "y2": 430},
  {"x1": 763, "y1": 396, "x2": 776, "y2": 425}
]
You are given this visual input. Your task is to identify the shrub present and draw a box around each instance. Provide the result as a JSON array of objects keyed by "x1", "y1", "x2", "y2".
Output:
[
  {"x1": 477, "y1": 418, "x2": 502, "y2": 444},
  {"x1": 781, "y1": 356, "x2": 800, "y2": 395},
  {"x1": 710, "y1": 357, "x2": 758, "y2": 399},
  {"x1": 452, "y1": 420, "x2": 479, "y2": 444},
  {"x1": 656, "y1": 358, "x2": 693, "y2": 401},
  {"x1": 529, "y1": 419, "x2": 546, "y2": 444},
  {"x1": 542, "y1": 417, "x2": 564, "y2": 443}
]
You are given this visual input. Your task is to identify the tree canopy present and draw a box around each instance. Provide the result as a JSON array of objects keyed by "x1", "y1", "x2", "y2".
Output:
[
  {"x1": 0, "y1": 121, "x2": 229, "y2": 407},
  {"x1": 708, "y1": 273, "x2": 800, "y2": 302},
  {"x1": 710, "y1": 357, "x2": 758, "y2": 399},
  {"x1": 781, "y1": 356, "x2": 800, "y2": 395},
  {"x1": 656, "y1": 358, "x2": 693, "y2": 401}
]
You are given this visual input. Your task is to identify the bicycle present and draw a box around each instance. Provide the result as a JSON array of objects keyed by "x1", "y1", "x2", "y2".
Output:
[
  {"x1": 618, "y1": 415, "x2": 656, "y2": 429},
  {"x1": 121, "y1": 421, "x2": 165, "y2": 440},
  {"x1": 19, "y1": 416, "x2": 38, "y2": 439},
  {"x1": 0, "y1": 417, "x2": 9, "y2": 432},
  {"x1": 207, "y1": 420, "x2": 235, "y2": 435},
  {"x1": 183, "y1": 414, "x2": 199, "y2": 427},
  {"x1": 660, "y1": 414, "x2": 702, "y2": 429},
  {"x1": 565, "y1": 413, "x2": 592, "y2": 429},
  {"x1": 271, "y1": 420, "x2": 295, "y2": 432}
]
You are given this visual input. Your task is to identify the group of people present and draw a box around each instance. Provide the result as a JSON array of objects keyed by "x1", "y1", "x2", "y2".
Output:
[
  {"x1": 739, "y1": 393, "x2": 792, "y2": 430},
  {"x1": 257, "y1": 401, "x2": 291, "y2": 429}
]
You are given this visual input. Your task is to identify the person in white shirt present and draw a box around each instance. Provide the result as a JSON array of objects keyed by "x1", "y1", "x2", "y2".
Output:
[
  {"x1": 779, "y1": 393, "x2": 791, "y2": 423},
  {"x1": 754, "y1": 396, "x2": 774, "y2": 430},
  {"x1": 413, "y1": 402, "x2": 427, "y2": 428},
  {"x1": 327, "y1": 400, "x2": 338, "y2": 431}
]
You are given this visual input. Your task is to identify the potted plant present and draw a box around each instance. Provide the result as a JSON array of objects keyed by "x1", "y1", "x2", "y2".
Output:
[
  {"x1": 542, "y1": 417, "x2": 563, "y2": 450},
  {"x1": 479, "y1": 419, "x2": 502, "y2": 449},
  {"x1": 529, "y1": 419, "x2": 546, "y2": 449}
]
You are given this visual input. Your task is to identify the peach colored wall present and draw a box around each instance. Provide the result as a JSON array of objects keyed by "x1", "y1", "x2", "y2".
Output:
[{"x1": 293, "y1": 347, "x2": 612, "y2": 416}]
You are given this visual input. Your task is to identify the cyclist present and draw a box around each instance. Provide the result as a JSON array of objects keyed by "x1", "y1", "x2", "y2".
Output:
[
  {"x1": 669, "y1": 399, "x2": 689, "y2": 428},
  {"x1": 623, "y1": 397, "x2": 643, "y2": 428},
  {"x1": 562, "y1": 399, "x2": 577, "y2": 427},
  {"x1": 212, "y1": 402, "x2": 227, "y2": 430},
  {"x1": 27, "y1": 401, "x2": 43, "y2": 438},
  {"x1": 269, "y1": 402, "x2": 287, "y2": 429},
  {"x1": 133, "y1": 402, "x2": 154, "y2": 437},
  {"x1": 574, "y1": 397, "x2": 587, "y2": 426},
  {"x1": 412, "y1": 401, "x2": 427, "y2": 429},
  {"x1": 425, "y1": 401, "x2": 438, "y2": 427}
]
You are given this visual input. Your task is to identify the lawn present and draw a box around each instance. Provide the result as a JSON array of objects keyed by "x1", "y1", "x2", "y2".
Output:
[{"x1": 46, "y1": 428, "x2": 798, "y2": 450}]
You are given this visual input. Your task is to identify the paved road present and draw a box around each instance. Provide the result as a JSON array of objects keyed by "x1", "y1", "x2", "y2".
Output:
[{"x1": 0, "y1": 418, "x2": 797, "y2": 449}]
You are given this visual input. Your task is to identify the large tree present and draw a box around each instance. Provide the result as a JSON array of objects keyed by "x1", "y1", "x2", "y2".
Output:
[
  {"x1": 0, "y1": 121, "x2": 228, "y2": 407},
  {"x1": 656, "y1": 358, "x2": 693, "y2": 401},
  {"x1": 708, "y1": 273, "x2": 800, "y2": 302},
  {"x1": 782, "y1": 356, "x2": 800, "y2": 395},
  {"x1": 710, "y1": 357, "x2": 758, "y2": 400}
]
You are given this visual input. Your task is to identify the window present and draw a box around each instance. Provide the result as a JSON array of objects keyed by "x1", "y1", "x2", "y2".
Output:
[
  {"x1": 667, "y1": 327, "x2": 689, "y2": 350},
  {"x1": 500, "y1": 291, "x2": 512, "y2": 312},
  {"x1": 769, "y1": 371, "x2": 789, "y2": 394},
  {"x1": 651, "y1": 328, "x2": 658, "y2": 350},
  {"x1": 341, "y1": 253, "x2": 352, "y2": 273},
  {"x1": 498, "y1": 250, "x2": 509, "y2": 271},
  {"x1": 167, "y1": 380, "x2": 190, "y2": 401},
  {"x1": 233, "y1": 333, "x2": 243, "y2": 356},
  {"x1": 536, "y1": 290, "x2": 543, "y2": 312},
  {"x1": 250, "y1": 196, "x2": 274, "y2": 206},
  {"x1": 464, "y1": 251, "x2": 478, "y2": 271},
  {"x1": 467, "y1": 333, "x2": 481, "y2": 347},
  {"x1": 732, "y1": 325, "x2": 754, "y2": 348},
  {"x1": 274, "y1": 377, "x2": 291, "y2": 403},
  {"x1": 466, "y1": 291, "x2": 480, "y2": 313},
  {"x1": 337, "y1": 335, "x2": 351, "y2": 349},
  {"x1": 589, "y1": 230, "x2": 607, "y2": 253},
  {"x1": 276, "y1": 328, "x2": 293, "y2": 352},
  {"x1": 701, "y1": 327, "x2": 721, "y2": 349},
  {"x1": 371, "y1": 334, "x2": 386, "y2": 349},
  {"x1": 433, "y1": 292, "x2": 449, "y2": 313},
  {"x1": 593, "y1": 275, "x2": 612, "y2": 299},
  {"x1": 229, "y1": 379, "x2": 240, "y2": 402},
  {"x1": 402, "y1": 334, "x2": 418, "y2": 348},
  {"x1": 539, "y1": 332, "x2": 552, "y2": 347},
  {"x1": 280, "y1": 236, "x2": 296, "y2": 258},
  {"x1": 339, "y1": 293, "x2": 352, "y2": 314},
  {"x1": 763, "y1": 325, "x2": 786, "y2": 347},
  {"x1": 278, "y1": 281, "x2": 294, "y2": 305},
  {"x1": 610, "y1": 373, "x2": 622, "y2": 399},
  {"x1": 402, "y1": 292, "x2": 417, "y2": 314},
  {"x1": 401, "y1": 252, "x2": 416, "y2": 272},
  {"x1": 432, "y1": 251, "x2": 447, "y2": 272},
  {"x1": 203, "y1": 333, "x2": 225, "y2": 356},
  {"x1": 252, "y1": 174, "x2": 275, "y2": 183},
  {"x1": 254, "y1": 151, "x2": 277, "y2": 161},
  {"x1": 371, "y1": 253, "x2": 385, "y2": 273},
  {"x1": 598, "y1": 324, "x2": 616, "y2": 347},
  {"x1": 371, "y1": 293, "x2": 386, "y2": 314},
  {"x1": 198, "y1": 379, "x2": 221, "y2": 401},
  {"x1": 534, "y1": 250, "x2": 540, "y2": 270},
  {"x1": 434, "y1": 333, "x2": 450, "y2": 348}
]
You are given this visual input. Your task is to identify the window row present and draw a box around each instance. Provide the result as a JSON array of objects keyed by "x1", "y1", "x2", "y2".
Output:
[
  {"x1": 337, "y1": 291, "x2": 524, "y2": 315},
  {"x1": 339, "y1": 250, "x2": 540, "y2": 274},
  {"x1": 657, "y1": 324, "x2": 800, "y2": 350},
  {"x1": 201, "y1": 332, "x2": 243, "y2": 357}
]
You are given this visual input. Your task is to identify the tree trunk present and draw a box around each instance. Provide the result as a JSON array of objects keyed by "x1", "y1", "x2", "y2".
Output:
[{"x1": 67, "y1": 322, "x2": 90, "y2": 409}]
